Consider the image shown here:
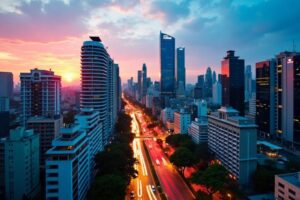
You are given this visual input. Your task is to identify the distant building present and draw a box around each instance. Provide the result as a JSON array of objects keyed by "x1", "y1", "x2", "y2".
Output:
[
  {"x1": 45, "y1": 125, "x2": 89, "y2": 200},
  {"x1": 176, "y1": 47, "x2": 185, "y2": 90},
  {"x1": 194, "y1": 75, "x2": 204, "y2": 99},
  {"x1": 275, "y1": 172, "x2": 300, "y2": 200},
  {"x1": 0, "y1": 96, "x2": 9, "y2": 112},
  {"x1": 208, "y1": 107, "x2": 257, "y2": 184},
  {"x1": 161, "y1": 107, "x2": 175, "y2": 125},
  {"x1": 0, "y1": 72, "x2": 13, "y2": 98},
  {"x1": 194, "y1": 99, "x2": 207, "y2": 119},
  {"x1": 245, "y1": 65, "x2": 252, "y2": 102},
  {"x1": 20, "y1": 69, "x2": 61, "y2": 125},
  {"x1": 27, "y1": 116, "x2": 62, "y2": 168},
  {"x1": 221, "y1": 50, "x2": 245, "y2": 115},
  {"x1": 212, "y1": 81, "x2": 222, "y2": 105},
  {"x1": 0, "y1": 127, "x2": 40, "y2": 200},
  {"x1": 247, "y1": 93, "x2": 256, "y2": 120},
  {"x1": 137, "y1": 70, "x2": 142, "y2": 101},
  {"x1": 174, "y1": 109, "x2": 191, "y2": 134},
  {"x1": 188, "y1": 118, "x2": 208, "y2": 144},
  {"x1": 160, "y1": 32, "x2": 175, "y2": 108},
  {"x1": 204, "y1": 67, "x2": 213, "y2": 99}
]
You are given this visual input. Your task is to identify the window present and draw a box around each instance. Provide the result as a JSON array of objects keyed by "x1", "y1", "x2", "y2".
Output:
[
  {"x1": 278, "y1": 189, "x2": 284, "y2": 195},
  {"x1": 288, "y1": 189, "x2": 296, "y2": 196},
  {"x1": 289, "y1": 196, "x2": 295, "y2": 200},
  {"x1": 278, "y1": 182, "x2": 285, "y2": 188},
  {"x1": 48, "y1": 188, "x2": 58, "y2": 193}
]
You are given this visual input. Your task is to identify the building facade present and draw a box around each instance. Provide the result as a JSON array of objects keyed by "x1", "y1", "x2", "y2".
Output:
[
  {"x1": 176, "y1": 47, "x2": 185, "y2": 90},
  {"x1": 20, "y1": 69, "x2": 61, "y2": 125},
  {"x1": 208, "y1": 107, "x2": 257, "y2": 184},
  {"x1": 174, "y1": 109, "x2": 191, "y2": 134},
  {"x1": 0, "y1": 72, "x2": 13, "y2": 98},
  {"x1": 221, "y1": 50, "x2": 245, "y2": 115},
  {"x1": 212, "y1": 81, "x2": 222, "y2": 105},
  {"x1": 0, "y1": 127, "x2": 40, "y2": 200},
  {"x1": 160, "y1": 32, "x2": 175, "y2": 108},
  {"x1": 45, "y1": 125, "x2": 89, "y2": 200},
  {"x1": 275, "y1": 172, "x2": 300, "y2": 200},
  {"x1": 188, "y1": 118, "x2": 208, "y2": 144}
]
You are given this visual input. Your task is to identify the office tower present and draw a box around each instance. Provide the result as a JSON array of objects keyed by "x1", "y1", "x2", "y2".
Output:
[
  {"x1": 256, "y1": 59, "x2": 276, "y2": 138},
  {"x1": 160, "y1": 32, "x2": 175, "y2": 108},
  {"x1": 174, "y1": 109, "x2": 191, "y2": 134},
  {"x1": 81, "y1": 36, "x2": 109, "y2": 145},
  {"x1": 194, "y1": 99, "x2": 207, "y2": 119},
  {"x1": 0, "y1": 127, "x2": 39, "y2": 200},
  {"x1": 161, "y1": 107, "x2": 175, "y2": 125},
  {"x1": 188, "y1": 118, "x2": 208, "y2": 144},
  {"x1": 221, "y1": 50, "x2": 245, "y2": 115},
  {"x1": 245, "y1": 65, "x2": 252, "y2": 102},
  {"x1": 142, "y1": 63, "x2": 148, "y2": 98},
  {"x1": 20, "y1": 69, "x2": 61, "y2": 125},
  {"x1": 208, "y1": 107, "x2": 257, "y2": 184},
  {"x1": 248, "y1": 93, "x2": 256, "y2": 120},
  {"x1": 204, "y1": 67, "x2": 213, "y2": 98},
  {"x1": 276, "y1": 52, "x2": 300, "y2": 145},
  {"x1": 114, "y1": 63, "x2": 120, "y2": 120},
  {"x1": 275, "y1": 172, "x2": 300, "y2": 200},
  {"x1": 107, "y1": 58, "x2": 114, "y2": 136},
  {"x1": 45, "y1": 125, "x2": 89, "y2": 200},
  {"x1": 137, "y1": 70, "x2": 142, "y2": 101},
  {"x1": 212, "y1": 71, "x2": 217, "y2": 84},
  {"x1": 0, "y1": 72, "x2": 13, "y2": 99},
  {"x1": 194, "y1": 75, "x2": 204, "y2": 99},
  {"x1": 176, "y1": 47, "x2": 185, "y2": 90},
  {"x1": 212, "y1": 81, "x2": 222, "y2": 105},
  {"x1": 0, "y1": 96, "x2": 9, "y2": 112},
  {"x1": 75, "y1": 108, "x2": 102, "y2": 184},
  {"x1": 27, "y1": 116, "x2": 62, "y2": 167}
]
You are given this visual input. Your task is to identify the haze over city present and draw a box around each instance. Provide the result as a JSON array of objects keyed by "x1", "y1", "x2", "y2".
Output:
[{"x1": 0, "y1": 0, "x2": 299, "y2": 85}]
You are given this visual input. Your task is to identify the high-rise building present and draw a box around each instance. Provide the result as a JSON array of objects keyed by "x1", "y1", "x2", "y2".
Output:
[
  {"x1": 212, "y1": 81, "x2": 222, "y2": 105},
  {"x1": 75, "y1": 108, "x2": 102, "y2": 184},
  {"x1": 204, "y1": 67, "x2": 213, "y2": 98},
  {"x1": 160, "y1": 32, "x2": 175, "y2": 108},
  {"x1": 161, "y1": 107, "x2": 175, "y2": 125},
  {"x1": 176, "y1": 47, "x2": 185, "y2": 90},
  {"x1": 245, "y1": 65, "x2": 252, "y2": 102},
  {"x1": 137, "y1": 70, "x2": 142, "y2": 101},
  {"x1": 27, "y1": 116, "x2": 62, "y2": 168},
  {"x1": 188, "y1": 117, "x2": 208, "y2": 144},
  {"x1": 142, "y1": 63, "x2": 148, "y2": 98},
  {"x1": 194, "y1": 75, "x2": 204, "y2": 99},
  {"x1": 0, "y1": 72, "x2": 13, "y2": 99},
  {"x1": 45, "y1": 125, "x2": 89, "y2": 200},
  {"x1": 221, "y1": 50, "x2": 245, "y2": 115},
  {"x1": 0, "y1": 127, "x2": 39, "y2": 200},
  {"x1": 256, "y1": 59, "x2": 276, "y2": 138},
  {"x1": 276, "y1": 52, "x2": 300, "y2": 145},
  {"x1": 174, "y1": 109, "x2": 191, "y2": 134},
  {"x1": 0, "y1": 96, "x2": 9, "y2": 112},
  {"x1": 212, "y1": 71, "x2": 217, "y2": 84},
  {"x1": 208, "y1": 107, "x2": 257, "y2": 184},
  {"x1": 81, "y1": 36, "x2": 109, "y2": 145},
  {"x1": 194, "y1": 99, "x2": 207, "y2": 119},
  {"x1": 20, "y1": 69, "x2": 61, "y2": 125}
]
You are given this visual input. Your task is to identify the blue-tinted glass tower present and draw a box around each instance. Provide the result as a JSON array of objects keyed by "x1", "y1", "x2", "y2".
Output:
[{"x1": 160, "y1": 32, "x2": 175, "y2": 108}]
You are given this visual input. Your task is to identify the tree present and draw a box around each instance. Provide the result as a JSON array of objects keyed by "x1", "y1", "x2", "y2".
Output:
[
  {"x1": 196, "y1": 191, "x2": 212, "y2": 200},
  {"x1": 170, "y1": 147, "x2": 196, "y2": 176},
  {"x1": 87, "y1": 174, "x2": 127, "y2": 200},
  {"x1": 190, "y1": 164, "x2": 229, "y2": 196},
  {"x1": 285, "y1": 159, "x2": 300, "y2": 172}
]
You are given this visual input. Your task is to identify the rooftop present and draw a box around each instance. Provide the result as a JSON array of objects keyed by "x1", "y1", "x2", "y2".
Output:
[{"x1": 277, "y1": 172, "x2": 300, "y2": 188}]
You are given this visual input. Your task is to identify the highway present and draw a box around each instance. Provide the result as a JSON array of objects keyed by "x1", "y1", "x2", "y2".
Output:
[{"x1": 125, "y1": 98, "x2": 195, "y2": 200}]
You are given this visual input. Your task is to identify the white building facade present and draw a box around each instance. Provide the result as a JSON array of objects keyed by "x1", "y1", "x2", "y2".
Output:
[
  {"x1": 174, "y1": 109, "x2": 191, "y2": 134},
  {"x1": 188, "y1": 118, "x2": 208, "y2": 144}
]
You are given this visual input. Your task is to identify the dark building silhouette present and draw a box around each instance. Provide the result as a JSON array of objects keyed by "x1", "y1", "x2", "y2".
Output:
[
  {"x1": 176, "y1": 47, "x2": 185, "y2": 89},
  {"x1": 221, "y1": 50, "x2": 245, "y2": 115}
]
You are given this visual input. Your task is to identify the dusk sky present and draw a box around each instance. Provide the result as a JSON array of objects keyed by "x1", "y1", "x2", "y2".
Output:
[{"x1": 0, "y1": 0, "x2": 299, "y2": 86}]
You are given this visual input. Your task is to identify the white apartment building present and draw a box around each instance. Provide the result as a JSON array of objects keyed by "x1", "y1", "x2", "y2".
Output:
[
  {"x1": 208, "y1": 107, "x2": 257, "y2": 184},
  {"x1": 188, "y1": 118, "x2": 208, "y2": 144},
  {"x1": 174, "y1": 109, "x2": 191, "y2": 134}
]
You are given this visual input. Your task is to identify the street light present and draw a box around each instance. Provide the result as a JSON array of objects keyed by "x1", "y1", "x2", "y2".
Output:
[{"x1": 227, "y1": 193, "x2": 232, "y2": 200}]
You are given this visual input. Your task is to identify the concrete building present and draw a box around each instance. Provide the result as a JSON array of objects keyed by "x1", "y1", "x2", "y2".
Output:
[
  {"x1": 0, "y1": 96, "x2": 9, "y2": 112},
  {"x1": 0, "y1": 72, "x2": 13, "y2": 98},
  {"x1": 245, "y1": 65, "x2": 252, "y2": 102},
  {"x1": 75, "y1": 108, "x2": 103, "y2": 184},
  {"x1": 212, "y1": 81, "x2": 222, "y2": 105},
  {"x1": 27, "y1": 116, "x2": 62, "y2": 168},
  {"x1": 275, "y1": 172, "x2": 300, "y2": 200},
  {"x1": 188, "y1": 118, "x2": 208, "y2": 144},
  {"x1": 208, "y1": 107, "x2": 257, "y2": 184},
  {"x1": 194, "y1": 99, "x2": 207, "y2": 119},
  {"x1": 20, "y1": 69, "x2": 61, "y2": 125},
  {"x1": 176, "y1": 47, "x2": 185, "y2": 89},
  {"x1": 174, "y1": 109, "x2": 191, "y2": 134},
  {"x1": 45, "y1": 125, "x2": 89, "y2": 200},
  {"x1": 0, "y1": 127, "x2": 39, "y2": 200},
  {"x1": 161, "y1": 107, "x2": 175, "y2": 125}
]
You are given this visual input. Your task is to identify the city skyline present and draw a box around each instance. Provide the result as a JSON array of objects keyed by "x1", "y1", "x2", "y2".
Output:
[{"x1": 1, "y1": 0, "x2": 300, "y2": 86}]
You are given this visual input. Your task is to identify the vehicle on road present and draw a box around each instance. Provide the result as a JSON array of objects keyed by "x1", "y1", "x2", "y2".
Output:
[
  {"x1": 151, "y1": 185, "x2": 156, "y2": 192},
  {"x1": 130, "y1": 191, "x2": 134, "y2": 199},
  {"x1": 156, "y1": 159, "x2": 160, "y2": 166}
]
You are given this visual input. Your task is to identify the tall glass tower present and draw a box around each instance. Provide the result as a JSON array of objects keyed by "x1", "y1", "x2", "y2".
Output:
[
  {"x1": 160, "y1": 32, "x2": 175, "y2": 108},
  {"x1": 176, "y1": 47, "x2": 185, "y2": 90},
  {"x1": 80, "y1": 36, "x2": 109, "y2": 143},
  {"x1": 221, "y1": 50, "x2": 245, "y2": 116}
]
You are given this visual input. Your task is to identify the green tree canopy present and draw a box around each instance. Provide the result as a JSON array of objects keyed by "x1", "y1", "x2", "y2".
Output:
[{"x1": 170, "y1": 147, "x2": 197, "y2": 176}]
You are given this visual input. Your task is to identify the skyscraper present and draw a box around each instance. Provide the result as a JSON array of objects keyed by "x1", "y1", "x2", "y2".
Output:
[
  {"x1": 221, "y1": 50, "x2": 245, "y2": 115},
  {"x1": 245, "y1": 65, "x2": 252, "y2": 102},
  {"x1": 212, "y1": 71, "x2": 217, "y2": 84},
  {"x1": 256, "y1": 59, "x2": 276, "y2": 138},
  {"x1": 142, "y1": 63, "x2": 148, "y2": 98},
  {"x1": 137, "y1": 70, "x2": 142, "y2": 101},
  {"x1": 276, "y1": 52, "x2": 300, "y2": 145},
  {"x1": 160, "y1": 32, "x2": 175, "y2": 108},
  {"x1": 81, "y1": 36, "x2": 108, "y2": 144},
  {"x1": 20, "y1": 69, "x2": 61, "y2": 125},
  {"x1": 0, "y1": 72, "x2": 13, "y2": 99},
  {"x1": 212, "y1": 81, "x2": 222, "y2": 105},
  {"x1": 194, "y1": 75, "x2": 204, "y2": 99},
  {"x1": 176, "y1": 47, "x2": 185, "y2": 90},
  {"x1": 204, "y1": 67, "x2": 213, "y2": 98}
]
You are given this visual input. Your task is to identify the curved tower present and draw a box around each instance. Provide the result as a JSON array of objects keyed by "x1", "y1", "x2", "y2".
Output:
[{"x1": 80, "y1": 36, "x2": 109, "y2": 143}]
